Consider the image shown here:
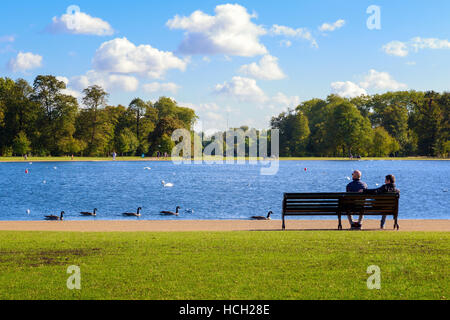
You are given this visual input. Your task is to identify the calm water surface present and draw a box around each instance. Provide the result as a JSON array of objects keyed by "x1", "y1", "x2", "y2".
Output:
[{"x1": 0, "y1": 160, "x2": 448, "y2": 221}]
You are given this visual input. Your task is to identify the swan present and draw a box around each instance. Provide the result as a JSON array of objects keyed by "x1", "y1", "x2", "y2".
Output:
[
  {"x1": 251, "y1": 211, "x2": 273, "y2": 220},
  {"x1": 45, "y1": 211, "x2": 64, "y2": 221},
  {"x1": 81, "y1": 208, "x2": 97, "y2": 217},
  {"x1": 161, "y1": 180, "x2": 174, "y2": 187},
  {"x1": 123, "y1": 207, "x2": 142, "y2": 217},
  {"x1": 161, "y1": 206, "x2": 181, "y2": 216},
  {"x1": 144, "y1": 167, "x2": 151, "y2": 170}
]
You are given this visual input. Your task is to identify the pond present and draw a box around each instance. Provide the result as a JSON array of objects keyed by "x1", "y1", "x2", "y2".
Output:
[{"x1": 0, "y1": 160, "x2": 448, "y2": 221}]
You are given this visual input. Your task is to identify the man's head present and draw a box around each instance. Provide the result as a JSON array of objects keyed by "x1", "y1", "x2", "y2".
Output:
[
  {"x1": 352, "y1": 170, "x2": 362, "y2": 180},
  {"x1": 385, "y1": 174, "x2": 395, "y2": 184}
]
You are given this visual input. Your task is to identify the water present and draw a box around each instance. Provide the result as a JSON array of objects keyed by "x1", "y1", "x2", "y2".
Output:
[{"x1": 0, "y1": 160, "x2": 448, "y2": 221}]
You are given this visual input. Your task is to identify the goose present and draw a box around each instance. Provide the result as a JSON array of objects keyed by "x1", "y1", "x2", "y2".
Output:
[
  {"x1": 45, "y1": 211, "x2": 64, "y2": 221},
  {"x1": 81, "y1": 208, "x2": 97, "y2": 217},
  {"x1": 161, "y1": 180, "x2": 174, "y2": 187},
  {"x1": 161, "y1": 206, "x2": 181, "y2": 216},
  {"x1": 251, "y1": 211, "x2": 273, "y2": 220},
  {"x1": 123, "y1": 207, "x2": 142, "y2": 217}
]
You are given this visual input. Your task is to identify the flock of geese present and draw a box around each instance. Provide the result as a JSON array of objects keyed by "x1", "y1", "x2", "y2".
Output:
[{"x1": 44, "y1": 208, "x2": 273, "y2": 221}]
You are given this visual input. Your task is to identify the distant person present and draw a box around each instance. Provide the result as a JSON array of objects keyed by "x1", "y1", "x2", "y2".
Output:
[
  {"x1": 71, "y1": 154, "x2": 74, "y2": 160},
  {"x1": 113, "y1": 151, "x2": 117, "y2": 161},
  {"x1": 24, "y1": 154, "x2": 28, "y2": 160},
  {"x1": 346, "y1": 170, "x2": 368, "y2": 229},
  {"x1": 364, "y1": 174, "x2": 400, "y2": 229}
]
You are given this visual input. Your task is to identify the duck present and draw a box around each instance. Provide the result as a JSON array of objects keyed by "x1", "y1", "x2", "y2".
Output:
[
  {"x1": 81, "y1": 208, "x2": 97, "y2": 217},
  {"x1": 251, "y1": 211, "x2": 273, "y2": 220},
  {"x1": 45, "y1": 211, "x2": 64, "y2": 221},
  {"x1": 161, "y1": 206, "x2": 181, "y2": 216},
  {"x1": 161, "y1": 180, "x2": 174, "y2": 187},
  {"x1": 123, "y1": 207, "x2": 142, "y2": 217}
]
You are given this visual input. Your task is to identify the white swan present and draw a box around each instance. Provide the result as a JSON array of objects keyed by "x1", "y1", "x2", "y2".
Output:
[
  {"x1": 161, "y1": 180, "x2": 174, "y2": 187},
  {"x1": 144, "y1": 167, "x2": 151, "y2": 170}
]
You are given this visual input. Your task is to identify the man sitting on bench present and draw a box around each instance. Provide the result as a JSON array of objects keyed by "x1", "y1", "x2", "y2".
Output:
[{"x1": 346, "y1": 170, "x2": 368, "y2": 229}]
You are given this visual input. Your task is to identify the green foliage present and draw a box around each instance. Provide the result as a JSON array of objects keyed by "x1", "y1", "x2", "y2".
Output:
[
  {"x1": 0, "y1": 75, "x2": 447, "y2": 158},
  {"x1": 116, "y1": 128, "x2": 139, "y2": 155},
  {"x1": 12, "y1": 131, "x2": 31, "y2": 155},
  {"x1": 272, "y1": 91, "x2": 449, "y2": 158}
]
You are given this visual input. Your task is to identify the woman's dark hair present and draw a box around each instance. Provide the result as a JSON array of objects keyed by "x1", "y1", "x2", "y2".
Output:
[{"x1": 385, "y1": 174, "x2": 395, "y2": 184}]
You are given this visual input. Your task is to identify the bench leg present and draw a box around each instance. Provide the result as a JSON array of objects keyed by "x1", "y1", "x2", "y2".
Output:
[
  {"x1": 338, "y1": 214, "x2": 342, "y2": 230},
  {"x1": 394, "y1": 215, "x2": 399, "y2": 230},
  {"x1": 282, "y1": 215, "x2": 285, "y2": 230}
]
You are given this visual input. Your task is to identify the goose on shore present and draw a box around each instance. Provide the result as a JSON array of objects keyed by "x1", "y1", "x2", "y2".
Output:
[
  {"x1": 123, "y1": 207, "x2": 142, "y2": 217},
  {"x1": 45, "y1": 211, "x2": 64, "y2": 221},
  {"x1": 161, "y1": 206, "x2": 181, "y2": 216},
  {"x1": 81, "y1": 208, "x2": 97, "y2": 217},
  {"x1": 251, "y1": 211, "x2": 273, "y2": 220}
]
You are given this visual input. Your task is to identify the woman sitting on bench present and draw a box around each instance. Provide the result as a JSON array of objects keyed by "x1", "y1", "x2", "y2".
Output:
[{"x1": 364, "y1": 174, "x2": 400, "y2": 229}]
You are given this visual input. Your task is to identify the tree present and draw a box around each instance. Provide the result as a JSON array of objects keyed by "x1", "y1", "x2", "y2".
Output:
[
  {"x1": 81, "y1": 85, "x2": 109, "y2": 155},
  {"x1": 325, "y1": 101, "x2": 373, "y2": 157},
  {"x1": 371, "y1": 127, "x2": 400, "y2": 157},
  {"x1": 13, "y1": 131, "x2": 31, "y2": 156},
  {"x1": 116, "y1": 128, "x2": 139, "y2": 156}
]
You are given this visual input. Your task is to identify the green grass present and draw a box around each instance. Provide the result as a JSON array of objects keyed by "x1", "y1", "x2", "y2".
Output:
[{"x1": 0, "y1": 231, "x2": 448, "y2": 300}]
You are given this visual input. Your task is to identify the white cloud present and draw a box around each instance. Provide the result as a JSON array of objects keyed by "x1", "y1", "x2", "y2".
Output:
[
  {"x1": 383, "y1": 37, "x2": 450, "y2": 57},
  {"x1": 331, "y1": 69, "x2": 407, "y2": 97},
  {"x1": 48, "y1": 10, "x2": 114, "y2": 36},
  {"x1": 331, "y1": 81, "x2": 367, "y2": 98},
  {"x1": 55, "y1": 76, "x2": 82, "y2": 99},
  {"x1": 0, "y1": 35, "x2": 15, "y2": 43},
  {"x1": 410, "y1": 37, "x2": 450, "y2": 51},
  {"x1": 270, "y1": 24, "x2": 318, "y2": 48},
  {"x1": 214, "y1": 76, "x2": 268, "y2": 103},
  {"x1": 8, "y1": 52, "x2": 42, "y2": 72},
  {"x1": 167, "y1": 4, "x2": 267, "y2": 57},
  {"x1": 280, "y1": 40, "x2": 292, "y2": 48},
  {"x1": 382, "y1": 41, "x2": 409, "y2": 57},
  {"x1": 319, "y1": 19, "x2": 345, "y2": 32},
  {"x1": 92, "y1": 37, "x2": 187, "y2": 79},
  {"x1": 239, "y1": 55, "x2": 286, "y2": 80},
  {"x1": 71, "y1": 70, "x2": 139, "y2": 92},
  {"x1": 266, "y1": 92, "x2": 301, "y2": 110},
  {"x1": 359, "y1": 69, "x2": 407, "y2": 91},
  {"x1": 143, "y1": 82, "x2": 180, "y2": 94},
  {"x1": 182, "y1": 102, "x2": 220, "y2": 113}
]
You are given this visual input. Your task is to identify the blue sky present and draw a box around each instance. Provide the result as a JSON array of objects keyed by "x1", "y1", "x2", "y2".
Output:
[{"x1": 1, "y1": 0, "x2": 449, "y2": 132}]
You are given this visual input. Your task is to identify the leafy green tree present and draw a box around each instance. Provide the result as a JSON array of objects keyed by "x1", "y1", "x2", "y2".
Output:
[
  {"x1": 371, "y1": 127, "x2": 400, "y2": 157},
  {"x1": 116, "y1": 128, "x2": 139, "y2": 156},
  {"x1": 324, "y1": 101, "x2": 373, "y2": 157},
  {"x1": 81, "y1": 85, "x2": 110, "y2": 155},
  {"x1": 13, "y1": 131, "x2": 31, "y2": 156}
]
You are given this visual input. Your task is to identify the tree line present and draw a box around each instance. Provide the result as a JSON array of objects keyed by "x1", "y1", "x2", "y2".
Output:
[
  {"x1": 270, "y1": 92, "x2": 449, "y2": 157},
  {"x1": 1, "y1": 75, "x2": 448, "y2": 158},
  {"x1": 0, "y1": 75, "x2": 197, "y2": 157}
]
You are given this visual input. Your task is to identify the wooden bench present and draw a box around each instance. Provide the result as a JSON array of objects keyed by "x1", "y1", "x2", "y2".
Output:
[{"x1": 282, "y1": 192, "x2": 400, "y2": 230}]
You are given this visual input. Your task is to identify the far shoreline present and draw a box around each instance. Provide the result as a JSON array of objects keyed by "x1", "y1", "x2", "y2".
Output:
[{"x1": 0, "y1": 156, "x2": 448, "y2": 163}]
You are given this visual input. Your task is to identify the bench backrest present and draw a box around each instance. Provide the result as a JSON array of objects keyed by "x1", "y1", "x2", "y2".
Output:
[{"x1": 283, "y1": 193, "x2": 399, "y2": 216}]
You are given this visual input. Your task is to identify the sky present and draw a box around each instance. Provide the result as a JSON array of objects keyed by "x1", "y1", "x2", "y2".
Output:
[{"x1": 1, "y1": 0, "x2": 449, "y2": 133}]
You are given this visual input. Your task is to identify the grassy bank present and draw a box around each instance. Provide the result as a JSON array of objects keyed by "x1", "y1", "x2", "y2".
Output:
[
  {"x1": 0, "y1": 156, "x2": 447, "y2": 162},
  {"x1": 0, "y1": 231, "x2": 448, "y2": 300}
]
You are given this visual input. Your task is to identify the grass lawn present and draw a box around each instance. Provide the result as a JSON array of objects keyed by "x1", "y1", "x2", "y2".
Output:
[{"x1": 0, "y1": 231, "x2": 448, "y2": 300}]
